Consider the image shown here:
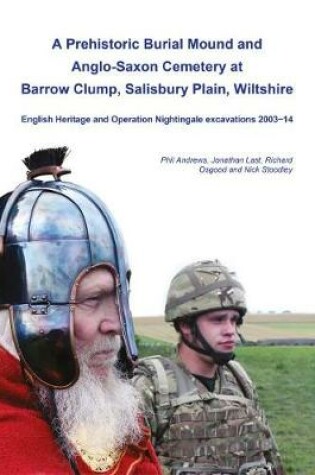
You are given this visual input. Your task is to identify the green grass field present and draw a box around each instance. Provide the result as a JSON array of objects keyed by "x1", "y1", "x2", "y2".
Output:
[
  {"x1": 236, "y1": 346, "x2": 315, "y2": 474},
  {"x1": 134, "y1": 313, "x2": 315, "y2": 343},
  {"x1": 136, "y1": 332, "x2": 315, "y2": 475}
]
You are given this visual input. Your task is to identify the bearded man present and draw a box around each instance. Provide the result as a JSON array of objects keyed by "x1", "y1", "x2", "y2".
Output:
[{"x1": 0, "y1": 147, "x2": 161, "y2": 474}]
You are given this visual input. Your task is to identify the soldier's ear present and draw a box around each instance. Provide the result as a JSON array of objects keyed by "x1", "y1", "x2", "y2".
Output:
[{"x1": 177, "y1": 320, "x2": 192, "y2": 338}]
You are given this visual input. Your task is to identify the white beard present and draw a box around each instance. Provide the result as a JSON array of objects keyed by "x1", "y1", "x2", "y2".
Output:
[
  {"x1": 0, "y1": 309, "x2": 19, "y2": 359},
  {"x1": 38, "y1": 335, "x2": 142, "y2": 460}
]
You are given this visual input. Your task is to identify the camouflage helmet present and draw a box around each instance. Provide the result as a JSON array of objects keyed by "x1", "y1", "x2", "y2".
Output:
[{"x1": 165, "y1": 260, "x2": 246, "y2": 322}]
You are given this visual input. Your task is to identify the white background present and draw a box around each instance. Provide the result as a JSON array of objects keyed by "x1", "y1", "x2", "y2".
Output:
[{"x1": 1, "y1": 1, "x2": 313, "y2": 315}]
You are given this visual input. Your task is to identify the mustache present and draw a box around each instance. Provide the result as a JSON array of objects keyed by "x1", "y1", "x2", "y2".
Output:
[
  {"x1": 76, "y1": 334, "x2": 122, "y2": 368},
  {"x1": 93, "y1": 335, "x2": 121, "y2": 352},
  {"x1": 77, "y1": 334, "x2": 121, "y2": 353}
]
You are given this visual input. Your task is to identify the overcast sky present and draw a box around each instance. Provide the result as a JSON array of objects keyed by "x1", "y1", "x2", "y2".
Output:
[{"x1": 1, "y1": 1, "x2": 313, "y2": 315}]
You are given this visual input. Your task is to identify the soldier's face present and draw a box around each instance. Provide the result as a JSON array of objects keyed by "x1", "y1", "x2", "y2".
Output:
[
  {"x1": 195, "y1": 309, "x2": 239, "y2": 353},
  {"x1": 73, "y1": 268, "x2": 121, "y2": 372}
]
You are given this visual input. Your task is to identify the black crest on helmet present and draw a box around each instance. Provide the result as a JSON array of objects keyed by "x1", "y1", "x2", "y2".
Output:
[{"x1": 23, "y1": 147, "x2": 69, "y2": 170}]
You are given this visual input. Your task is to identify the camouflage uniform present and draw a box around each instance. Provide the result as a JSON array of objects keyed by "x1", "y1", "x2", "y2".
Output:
[
  {"x1": 133, "y1": 354, "x2": 283, "y2": 475},
  {"x1": 133, "y1": 261, "x2": 284, "y2": 475}
]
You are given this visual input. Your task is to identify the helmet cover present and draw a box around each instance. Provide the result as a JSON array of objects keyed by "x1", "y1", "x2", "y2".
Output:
[{"x1": 165, "y1": 259, "x2": 246, "y2": 323}]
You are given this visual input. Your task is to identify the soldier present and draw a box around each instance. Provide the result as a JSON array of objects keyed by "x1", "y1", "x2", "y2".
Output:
[
  {"x1": 133, "y1": 260, "x2": 284, "y2": 475},
  {"x1": 0, "y1": 147, "x2": 161, "y2": 474}
]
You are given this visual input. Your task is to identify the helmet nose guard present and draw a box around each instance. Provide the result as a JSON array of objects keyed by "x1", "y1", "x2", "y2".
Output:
[{"x1": 0, "y1": 148, "x2": 138, "y2": 388}]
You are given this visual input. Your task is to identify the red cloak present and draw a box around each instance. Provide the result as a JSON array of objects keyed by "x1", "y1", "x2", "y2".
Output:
[{"x1": 0, "y1": 346, "x2": 161, "y2": 475}]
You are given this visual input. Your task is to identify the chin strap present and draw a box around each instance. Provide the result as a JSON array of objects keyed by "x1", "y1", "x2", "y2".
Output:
[{"x1": 180, "y1": 318, "x2": 235, "y2": 366}]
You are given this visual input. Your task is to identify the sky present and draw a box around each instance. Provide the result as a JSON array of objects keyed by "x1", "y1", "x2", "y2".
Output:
[{"x1": 1, "y1": 1, "x2": 313, "y2": 315}]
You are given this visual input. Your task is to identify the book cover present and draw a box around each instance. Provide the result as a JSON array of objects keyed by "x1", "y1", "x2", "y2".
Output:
[{"x1": 1, "y1": 2, "x2": 314, "y2": 473}]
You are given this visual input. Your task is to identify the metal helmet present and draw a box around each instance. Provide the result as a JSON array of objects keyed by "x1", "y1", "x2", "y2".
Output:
[
  {"x1": 165, "y1": 260, "x2": 246, "y2": 323},
  {"x1": 0, "y1": 147, "x2": 138, "y2": 388}
]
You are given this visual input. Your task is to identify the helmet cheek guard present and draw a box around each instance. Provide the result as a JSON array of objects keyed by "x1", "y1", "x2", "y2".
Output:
[
  {"x1": 10, "y1": 304, "x2": 77, "y2": 388},
  {"x1": 0, "y1": 148, "x2": 138, "y2": 388}
]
